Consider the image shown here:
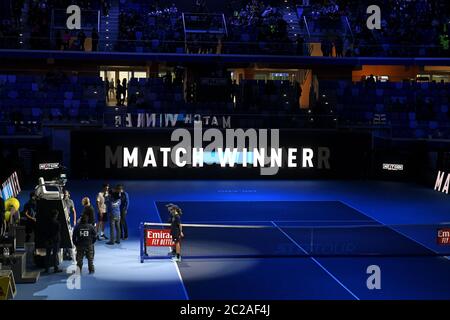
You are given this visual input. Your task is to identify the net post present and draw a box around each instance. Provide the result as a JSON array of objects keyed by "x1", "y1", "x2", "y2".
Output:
[{"x1": 139, "y1": 222, "x2": 144, "y2": 263}]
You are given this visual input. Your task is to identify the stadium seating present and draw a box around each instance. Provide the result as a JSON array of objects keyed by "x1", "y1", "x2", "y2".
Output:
[
  {"x1": 0, "y1": 0, "x2": 448, "y2": 57},
  {"x1": 318, "y1": 79, "x2": 450, "y2": 138},
  {"x1": 126, "y1": 77, "x2": 301, "y2": 115},
  {"x1": 0, "y1": 73, "x2": 105, "y2": 135}
]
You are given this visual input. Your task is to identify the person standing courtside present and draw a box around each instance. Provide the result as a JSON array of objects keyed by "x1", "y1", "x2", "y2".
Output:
[
  {"x1": 118, "y1": 184, "x2": 129, "y2": 240},
  {"x1": 73, "y1": 213, "x2": 97, "y2": 274},
  {"x1": 45, "y1": 210, "x2": 62, "y2": 273},
  {"x1": 169, "y1": 205, "x2": 183, "y2": 262},
  {"x1": 63, "y1": 190, "x2": 77, "y2": 226},
  {"x1": 81, "y1": 197, "x2": 95, "y2": 226},
  {"x1": 23, "y1": 192, "x2": 37, "y2": 242},
  {"x1": 106, "y1": 188, "x2": 121, "y2": 245},
  {"x1": 96, "y1": 184, "x2": 109, "y2": 240}
]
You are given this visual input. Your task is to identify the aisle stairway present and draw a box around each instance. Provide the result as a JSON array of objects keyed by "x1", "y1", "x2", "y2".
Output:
[
  {"x1": 281, "y1": 5, "x2": 303, "y2": 41},
  {"x1": 99, "y1": 0, "x2": 120, "y2": 51}
]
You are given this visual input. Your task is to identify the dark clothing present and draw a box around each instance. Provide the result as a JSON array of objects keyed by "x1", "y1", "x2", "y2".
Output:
[
  {"x1": 120, "y1": 192, "x2": 129, "y2": 211},
  {"x1": 73, "y1": 222, "x2": 96, "y2": 272},
  {"x1": 119, "y1": 191, "x2": 129, "y2": 238},
  {"x1": 73, "y1": 223, "x2": 97, "y2": 247},
  {"x1": 23, "y1": 199, "x2": 37, "y2": 242},
  {"x1": 47, "y1": 218, "x2": 61, "y2": 244},
  {"x1": 46, "y1": 242, "x2": 60, "y2": 270},
  {"x1": 82, "y1": 205, "x2": 95, "y2": 225},
  {"x1": 23, "y1": 200, "x2": 37, "y2": 219},
  {"x1": 25, "y1": 219, "x2": 35, "y2": 242},
  {"x1": 76, "y1": 245, "x2": 95, "y2": 272},
  {"x1": 120, "y1": 209, "x2": 128, "y2": 239},
  {"x1": 170, "y1": 215, "x2": 181, "y2": 239},
  {"x1": 45, "y1": 218, "x2": 61, "y2": 270},
  {"x1": 116, "y1": 84, "x2": 122, "y2": 105},
  {"x1": 109, "y1": 215, "x2": 120, "y2": 242},
  {"x1": 107, "y1": 192, "x2": 121, "y2": 242}
]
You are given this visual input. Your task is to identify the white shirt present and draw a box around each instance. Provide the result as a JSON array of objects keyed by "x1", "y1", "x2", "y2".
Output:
[{"x1": 97, "y1": 191, "x2": 108, "y2": 213}]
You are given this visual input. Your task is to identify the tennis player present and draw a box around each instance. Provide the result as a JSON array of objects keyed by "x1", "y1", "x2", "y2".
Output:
[
  {"x1": 168, "y1": 204, "x2": 183, "y2": 262},
  {"x1": 166, "y1": 204, "x2": 176, "y2": 257}
]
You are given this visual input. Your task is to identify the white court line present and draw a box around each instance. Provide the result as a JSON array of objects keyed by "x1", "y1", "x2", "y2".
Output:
[
  {"x1": 180, "y1": 219, "x2": 377, "y2": 224},
  {"x1": 271, "y1": 221, "x2": 360, "y2": 300},
  {"x1": 340, "y1": 200, "x2": 450, "y2": 261},
  {"x1": 173, "y1": 261, "x2": 190, "y2": 300},
  {"x1": 153, "y1": 201, "x2": 190, "y2": 300}
]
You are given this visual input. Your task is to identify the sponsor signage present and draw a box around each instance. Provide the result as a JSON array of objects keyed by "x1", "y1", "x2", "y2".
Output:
[
  {"x1": 434, "y1": 170, "x2": 450, "y2": 194},
  {"x1": 382, "y1": 163, "x2": 404, "y2": 171},
  {"x1": 145, "y1": 229, "x2": 174, "y2": 246},
  {"x1": 437, "y1": 228, "x2": 450, "y2": 245},
  {"x1": 39, "y1": 163, "x2": 60, "y2": 170}
]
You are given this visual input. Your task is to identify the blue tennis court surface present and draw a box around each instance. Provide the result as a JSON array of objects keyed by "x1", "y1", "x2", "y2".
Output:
[
  {"x1": 15, "y1": 180, "x2": 450, "y2": 300},
  {"x1": 154, "y1": 200, "x2": 450, "y2": 300}
]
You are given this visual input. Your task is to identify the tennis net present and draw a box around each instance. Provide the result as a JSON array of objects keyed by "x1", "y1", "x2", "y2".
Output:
[{"x1": 141, "y1": 222, "x2": 450, "y2": 259}]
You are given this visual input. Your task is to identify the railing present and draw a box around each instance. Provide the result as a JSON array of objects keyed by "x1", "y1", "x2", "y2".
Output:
[
  {"x1": 1, "y1": 34, "x2": 448, "y2": 57},
  {"x1": 101, "y1": 110, "x2": 450, "y2": 139},
  {"x1": 303, "y1": 16, "x2": 311, "y2": 39},
  {"x1": 344, "y1": 16, "x2": 354, "y2": 42},
  {"x1": 222, "y1": 13, "x2": 228, "y2": 37}
]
